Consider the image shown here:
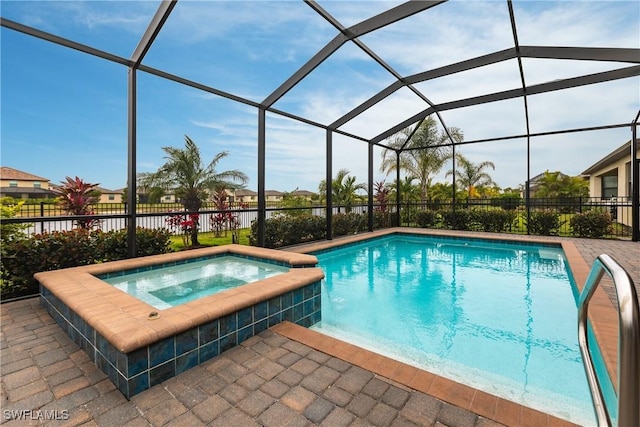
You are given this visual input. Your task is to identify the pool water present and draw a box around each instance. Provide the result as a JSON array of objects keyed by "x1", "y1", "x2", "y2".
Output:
[
  {"x1": 311, "y1": 234, "x2": 597, "y2": 426},
  {"x1": 101, "y1": 256, "x2": 288, "y2": 309}
]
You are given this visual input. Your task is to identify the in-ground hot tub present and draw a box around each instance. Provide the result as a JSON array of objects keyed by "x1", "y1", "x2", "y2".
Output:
[{"x1": 36, "y1": 245, "x2": 324, "y2": 398}]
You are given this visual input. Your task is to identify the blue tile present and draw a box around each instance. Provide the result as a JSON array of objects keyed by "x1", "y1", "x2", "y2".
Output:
[
  {"x1": 176, "y1": 350, "x2": 199, "y2": 375},
  {"x1": 293, "y1": 304, "x2": 303, "y2": 322},
  {"x1": 238, "y1": 307, "x2": 252, "y2": 329},
  {"x1": 220, "y1": 314, "x2": 237, "y2": 337},
  {"x1": 268, "y1": 296, "x2": 281, "y2": 315},
  {"x1": 303, "y1": 285, "x2": 313, "y2": 300},
  {"x1": 149, "y1": 361, "x2": 175, "y2": 387},
  {"x1": 312, "y1": 281, "x2": 321, "y2": 296},
  {"x1": 116, "y1": 371, "x2": 129, "y2": 398},
  {"x1": 176, "y1": 328, "x2": 198, "y2": 356},
  {"x1": 254, "y1": 301, "x2": 268, "y2": 321},
  {"x1": 237, "y1": 325, "x2": 253, "y2": 344},
  {"x1": 303, "y1": 299, "x2": 314, "y2": 317},
  {"x1": 312, "y1": 295, "x2": 321, "y2": 313},
  {"x1": 220, "y1": 332, "x2": 237, "y2": 352},
  {"x1": 127, "y1": 347, "x2": 148, "y2": 377},
  {"x1": 281, "y1": 292, "x2": 292, "y2": 308},
  {"x1": 199, "y1": 321, "x2": 219, "y2": 343},
  {"x1": 149, "y1": 337, "x2": 175, "y2": 367},
  {"x1": 293, "y1": 289, "x2": 303, "y2": 305},
  {"x1": 254, "y1": 319, "x2": 268, "y2": 335},
  {"x1": 116, "y1": 351, "x2": 128, "y2": 376},
  {"x1": 282, "y1": 308, "x2": 294, "y2": 322},
  {"x1": 267, "y1": 312, "x2": 282, "y2": 328},
  {"x1": 129, "y1": 371, "x2": 149, "y2": 396},
  {"x1": 199, "y1": 341, "x2": 219, "y2": 362},
  {"x1": 96, "y1": 334, "x2": 110, "y2": 358}
]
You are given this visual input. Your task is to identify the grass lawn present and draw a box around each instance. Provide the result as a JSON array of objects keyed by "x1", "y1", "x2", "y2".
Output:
[{"x1": 169, "y1": 228, "x2": 252, "y2": 251}]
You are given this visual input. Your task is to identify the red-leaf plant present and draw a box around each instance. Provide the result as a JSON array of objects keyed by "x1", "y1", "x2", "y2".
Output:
[{"x1": 52, "y1": 176, "x2": 102, "y2": 230}]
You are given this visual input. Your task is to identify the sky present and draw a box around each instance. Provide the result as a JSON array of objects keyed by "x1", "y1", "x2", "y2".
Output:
[{"x1": 1, "y1": 0, "x2": 639, "y2": 194}]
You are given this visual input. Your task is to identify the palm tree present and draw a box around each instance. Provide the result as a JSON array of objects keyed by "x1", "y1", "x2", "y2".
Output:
[
  {"x1": 380, "y1": 116, "x2": 463, "y2": 202},
  {"x1": 141, "y1": 135, "x2": 248, "y2": 246},
  {"x1": 534, "y1": 170, "x2": 588, "y2": 198},
  {"x1": 318, "y1": 168, "x2": 367, "y2": 213},
  {"x1": 446, "y1": 153, "x2": 495, "y2": 198}
]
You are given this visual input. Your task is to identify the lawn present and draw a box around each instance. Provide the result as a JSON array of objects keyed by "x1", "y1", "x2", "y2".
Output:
[{"x1": 169, "y1": 228, "x2": 252, "y2": 251}]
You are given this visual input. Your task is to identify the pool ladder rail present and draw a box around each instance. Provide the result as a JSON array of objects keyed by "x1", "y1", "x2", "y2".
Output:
[{"x1": 577, "y1": 254, "x2": 639, "y2": 427}]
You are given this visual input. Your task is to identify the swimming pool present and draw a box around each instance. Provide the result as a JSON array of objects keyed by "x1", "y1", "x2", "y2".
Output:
[
  {"x1": 311, "y1": 233, "x2": 597, "y2": 426},
  {"x1": 100, "y1": 256, "x2": 289, "y2": 309}
]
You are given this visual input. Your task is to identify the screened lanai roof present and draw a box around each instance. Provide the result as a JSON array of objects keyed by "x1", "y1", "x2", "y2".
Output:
[{"x1": 1, "y1": 0, "x2": 639, "y2": 195}]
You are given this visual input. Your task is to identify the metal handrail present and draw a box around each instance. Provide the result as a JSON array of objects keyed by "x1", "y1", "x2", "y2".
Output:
[{"x1": 577, "y1": 254, "x2": 640, "y2": 427}]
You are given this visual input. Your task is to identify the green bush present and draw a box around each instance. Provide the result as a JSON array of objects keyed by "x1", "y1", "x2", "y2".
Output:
[
  {"x1": 250, "y1": 214, "x2": 326, "y2": 249},
  {"x1": 441, "y1": 209, "x2": 475, "y2": 230},
  {"x1": 474, "y1": 210, "x2": 517, "y2": 232},
  {"x1": 415, "y1": 210, "x2": 439, "y2": 228},
  {"x1": 491, "y1": 194, "x2": 521, "y2": 211},
  {"x1": 372, "y1": 211, "x2": 395, "y2": 229},
  {"x1": 333, "y1": 213, "x2": 367, "y2": 237},
  {"x1": 1, "y1": 228, "x2": 172, "y2": 299},
  {"x1": 526, "y1": 210, "x2": 564, "y2": 236},
  {"x1": 570, "y1": 211, "x2": 612, "y2": 238}
]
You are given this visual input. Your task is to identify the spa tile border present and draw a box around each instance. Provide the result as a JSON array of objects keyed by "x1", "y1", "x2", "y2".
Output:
[
  {"x1": 36, "y1": 245, "x2": 324, "y2": 398},
  {"x1": 42, "y1": 281, "x2": 322, "y2": 398}
]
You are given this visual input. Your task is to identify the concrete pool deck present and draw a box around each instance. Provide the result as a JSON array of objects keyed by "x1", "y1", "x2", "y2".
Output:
[{"x1": 2, "y1": 230, "x2": 638, "y2": 426}]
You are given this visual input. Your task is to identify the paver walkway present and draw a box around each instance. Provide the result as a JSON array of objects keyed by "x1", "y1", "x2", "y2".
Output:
[
  {"x1": 1, "y1": 298, "x2": 499, "y2": 427},
  {"x1": 1, "y1": 233, "x2": 638, "y2": 426}
]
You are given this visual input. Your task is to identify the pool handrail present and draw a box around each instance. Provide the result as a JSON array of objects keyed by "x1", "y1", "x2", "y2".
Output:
[{"x1": 577, "y1": 254, "x2": 639, "y2": 427}]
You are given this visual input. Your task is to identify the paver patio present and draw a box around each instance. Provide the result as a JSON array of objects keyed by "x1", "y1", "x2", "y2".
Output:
[{"x1": 1, "y1": 232, "x2": 638, "y2": 426}]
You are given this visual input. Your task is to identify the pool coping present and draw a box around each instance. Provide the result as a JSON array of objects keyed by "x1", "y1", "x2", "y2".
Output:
[
  {"x1": 35, "y1": 244, "x2": 323, "y2": 354},
  {"x1": 282, "y1": 227, "x2": 619, "y2": 426}
]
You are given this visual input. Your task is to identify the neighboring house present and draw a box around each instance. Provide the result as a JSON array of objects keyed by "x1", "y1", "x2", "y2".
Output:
[
  {"x1": 265, "y1": 190, "x2": 284, "y2": 203},
  {"x1": 290, "y1": 190, "x2": 317, "y2": 201},
  {"x1": 582, "y1": 140, "x2": 639, "y2": 226},
  {"x1": 233, "y1": 189, "x2": 257, "y2": 204},
  {"x1": 0, "y1": 167, "x2": 55, "y2": 199},
  {"x1": 95, "y1": 187, "x2": 125, "y2": 204}
]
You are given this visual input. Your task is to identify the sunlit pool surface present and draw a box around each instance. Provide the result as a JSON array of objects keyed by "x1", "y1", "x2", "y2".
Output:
[
  {"x1": 311, "y1": 234, "x2": 596, "y2": 426},
  {"x1": 101, "y1": 256, "x2": 288, "y2": 309}
]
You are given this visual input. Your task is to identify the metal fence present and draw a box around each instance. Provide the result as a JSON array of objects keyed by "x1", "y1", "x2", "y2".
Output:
[{"x1": 1, "y1": 196, "x2": 636, "y2": 239}]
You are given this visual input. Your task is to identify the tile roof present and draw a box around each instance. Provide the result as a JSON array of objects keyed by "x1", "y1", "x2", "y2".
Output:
[{"x1": 0, "y1": 166, "x2": 49, "y2": 182}]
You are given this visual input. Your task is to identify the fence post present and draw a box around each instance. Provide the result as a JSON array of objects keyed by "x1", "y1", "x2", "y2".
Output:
[{"x1": 40, "y1": 202, "x2": 45, "y2": 234}]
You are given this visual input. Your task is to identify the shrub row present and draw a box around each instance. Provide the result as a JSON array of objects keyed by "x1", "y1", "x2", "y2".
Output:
[
  {"x1": 1, "y1": 228, "x2": 172, "y2": 299},
  {"x1": 570, "y1": 210, "x2": 613, "y2": 238},
  {"x1": 250, "y1": 211, "x2": 398, "y2": 249}
]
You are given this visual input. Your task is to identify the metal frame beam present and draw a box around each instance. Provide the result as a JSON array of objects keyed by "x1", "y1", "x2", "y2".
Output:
[{"x1": 371, "y1": 65, "x2": 640, "y2": 145}]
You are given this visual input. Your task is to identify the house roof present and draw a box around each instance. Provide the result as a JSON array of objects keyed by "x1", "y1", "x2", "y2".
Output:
[
  {"x1": 235, "y1": 189, "x2": 258, "y2": 196},
  {"x1": 0, "y1": 167, "x2": 49, "y2": 182},
  {"x1": 265, "y1": 190, "x2": 284, "y2": 196},
  {"x1": 291, "y1": 190, "x2": 317, "y2": 197},
  {"x1": 0, "y1": 187, "x2": 55, "y2": 196},
  {"x1": 582, "y1": 141, "x2": 633, "y2": 175},
  {"x1": 527, "y1": 171, "x2": 569, "y2": 184}
]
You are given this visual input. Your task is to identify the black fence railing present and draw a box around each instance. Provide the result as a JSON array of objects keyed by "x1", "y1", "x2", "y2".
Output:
[{"x1": 1, "y1": 197, "x2": 636, "y2": 240}]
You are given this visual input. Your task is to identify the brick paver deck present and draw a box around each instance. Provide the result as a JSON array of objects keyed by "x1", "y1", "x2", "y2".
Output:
[{"x1": 1, "y1": 232, "x2": 638, "y2": 426}]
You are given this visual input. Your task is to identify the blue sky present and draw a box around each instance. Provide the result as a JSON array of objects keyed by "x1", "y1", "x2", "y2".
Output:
[{"x1": 2, "y1": 0, "x2": 639, "y2": 193}]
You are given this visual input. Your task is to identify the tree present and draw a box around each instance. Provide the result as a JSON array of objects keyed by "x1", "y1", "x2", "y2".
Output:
[
  {"x1": 380, "y1": 116, "x2": 463, "y2": 202},
  {"x1": 533, "y1": 171, "x2": 588, "y2": 198},
  {"x1": 142, "y1": 135, "x2": 248, "y2": 246},
  {"x1": 446, "y1": 153, "x2": 496, "y2": 198},
  {"x1": 318, "y1": 169, "x2": 366, "y2": 213},
  {"x1": 52, "y1": 176, "x2": 102, "y2": 229}
]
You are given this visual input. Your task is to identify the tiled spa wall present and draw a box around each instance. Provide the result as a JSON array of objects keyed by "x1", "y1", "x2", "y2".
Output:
[{"x1": 40, "y1": 280, "x2": 321, "y2": 399}]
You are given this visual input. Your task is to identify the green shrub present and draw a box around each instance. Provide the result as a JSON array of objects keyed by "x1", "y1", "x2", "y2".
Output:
[
  {"x1": 441, "y1": 209, "x2": 475, "y2": 230},
  {"x1": 250, "y1": 214, "x2": 326, "y2": 249},
  {"x1": 570, "y1": 211, "x2": 612, "y2": 238},
  {"x1": 491, "y1": 194, "x2": 521, "y2": 211},
  {"x1": 1, "y1": 228, "x2": 172, "y2": 299},
  {"x1": 333, "y1": 213, "x2": 367, "y2": 237},
  {"x1": 526, "y1": 210, "x2": 564, "y2": 236},
  {"x1": 415, "y1": 210, "x2": 439, "y2": 228},
  {"x1": 474, "y1": 210, "x2": 517, "y2": 232},
  {"x1": 373, "y1": 211, "x2": 396, "y2": 229}
]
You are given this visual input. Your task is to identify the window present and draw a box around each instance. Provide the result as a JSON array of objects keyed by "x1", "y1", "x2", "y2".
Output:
[
  {"x1": 601, "y1": 174, "x2": 618, "y2": 198},
  {"x1": 9, "y1": 181, "x2": 17, "y2": 187},
  {"x1": 33, "y1": 182, "x2": 41, "y2": 188},
  {"x1": 108, "y1": 195, "x2": 115, "y2": 201}
]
